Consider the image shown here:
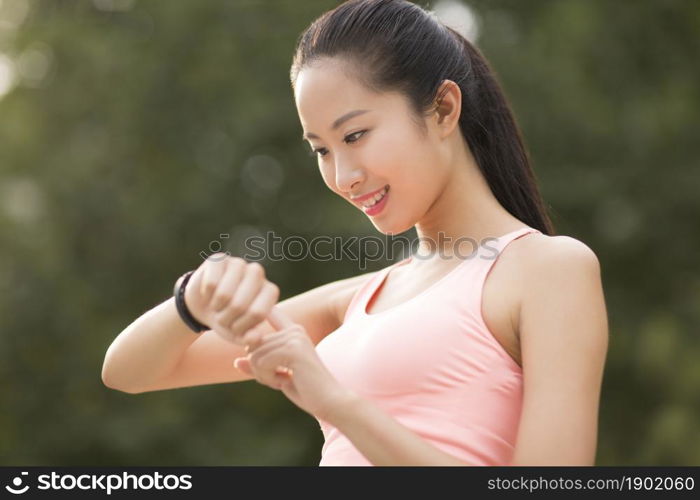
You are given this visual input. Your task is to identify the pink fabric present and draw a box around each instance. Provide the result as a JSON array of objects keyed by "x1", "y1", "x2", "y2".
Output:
[{"x1": 314, "y1": 226, "x2": 542, "y2": 466}]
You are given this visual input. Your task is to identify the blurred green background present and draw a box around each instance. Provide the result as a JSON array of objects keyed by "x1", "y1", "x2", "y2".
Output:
[{"x1": 0, "y1": 0, "x2": 698, "y2": 465}]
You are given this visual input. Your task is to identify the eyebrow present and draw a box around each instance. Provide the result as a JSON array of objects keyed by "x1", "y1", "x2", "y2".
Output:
[{"x1": 302, "y1": 109, "x2": 371, "y2": 141}]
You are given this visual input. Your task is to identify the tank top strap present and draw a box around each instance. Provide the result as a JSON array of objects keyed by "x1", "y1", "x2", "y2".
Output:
[
  {"x1": 486, "y1": 226, "x2": 540, "y2": 255},
  {"x1": 342, "y1": 257, "x2": 411, "y2": 323},
  {"x1": 343, "y1": 228, "x2": 540, "y2": 323},
  {"x1": 467, "y1": 226, "x2": 542, "y2": 309}
]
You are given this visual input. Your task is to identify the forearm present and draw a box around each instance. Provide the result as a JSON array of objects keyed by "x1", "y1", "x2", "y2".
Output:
[
  {"x1": 101, "y1": 296, "x2": 200, "y2": 391},
  {"x1": 324, "y1": 392, "x2": 468, "y2": 466}
]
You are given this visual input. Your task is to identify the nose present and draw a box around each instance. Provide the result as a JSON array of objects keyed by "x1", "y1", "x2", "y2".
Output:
[{"x1": 334, "y1": 158, "x2": 364, "y2": 193}]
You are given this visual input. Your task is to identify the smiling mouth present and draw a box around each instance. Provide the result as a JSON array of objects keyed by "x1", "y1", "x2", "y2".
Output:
[{"x1": 359, "y1": 185, "x2": 389, "y2": 208}]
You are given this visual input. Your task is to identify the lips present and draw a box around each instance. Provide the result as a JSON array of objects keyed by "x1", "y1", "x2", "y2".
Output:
[
  {"x1": 359, "y1": 185, "x2": 389, "y2": 208},
  {"x1": 351, "y1": 184, "x2": 390, "y2": 207},
  {"x1": 362, "y1": 186, "x2": 389, "y2": 216}
]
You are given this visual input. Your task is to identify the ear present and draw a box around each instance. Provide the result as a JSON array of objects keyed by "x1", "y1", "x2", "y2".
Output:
[{"x1": 432, "y1": 79, "x2": 462, "y2": 138}]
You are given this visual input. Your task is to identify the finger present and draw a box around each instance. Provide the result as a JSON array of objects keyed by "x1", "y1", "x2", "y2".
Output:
[
  {"x1": 200, "y1": 253, "x2": 230, "y2": 304},
  {"x1": 242, "y1": 324, "x2": 294, "y2": 352},
  {"x1": 233, "y1": 356, "x2": 252, "y2": 375},
  {"x1": 248, "y1": 332, "x2": 291, "y2": 360},
  {"x1": 253, "y1": 349, "x2": 293, "y2": 381},
  {"x1": 216, "y1": 262, "x2": 266, "y2": 330},
  {"x1": 275, "y1": 366, "x2": 293, "y2": 376},
  {"x1": 241, "y1": 323, "x2": 266, "y2": 350},
  {"x1": 210, "y1": 258, "x2": 246, "y2": 312},
  {"x1": 229, "y1": 282, "x2": 280, "y2": 340},
  {"x1": 247, "y1": 333, "x2": 295, "y2": 381},
  {"x1": 251, "y1": 356, "x2": 293, "y2": 387},
  {"x1": 234, "y1": 356, "x2": 292, "y2": 378},
  {"x1": 267, "y1": 305, "x2": 296, "y2": 331}
]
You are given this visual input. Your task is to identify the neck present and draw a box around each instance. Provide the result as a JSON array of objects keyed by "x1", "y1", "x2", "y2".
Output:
[{"x1": 413, "y1": 145, "x2": 524, "y2": 261}]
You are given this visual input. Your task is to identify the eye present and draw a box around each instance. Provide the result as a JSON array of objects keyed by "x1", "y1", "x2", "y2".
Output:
[
  {"x1": 308, "y1": 147, "x2": 328, "y2": 158},
  {"x1": 307, "y1": 130, "x2": 368, "y2": 158},
  {"x1": 344, "y1": 130, "x2": 366, "y2": 144}
]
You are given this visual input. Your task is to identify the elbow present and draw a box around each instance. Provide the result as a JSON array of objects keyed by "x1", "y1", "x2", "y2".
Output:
[
  {"x1": 101, "y1": 361, "x2": 116, "y2": 389},
  {"x1": 102, "y1": 376, "x2": 142, "y2": 394},
  {"x1": 101, "y1": 361, "x2": 140, "y2": 394},
  {"x1": 101, "y1": 371, "x2": 129, "y2": 393},
  {"x1": 101, "y1": 344, "x2": 136, "y2": 393},
  {"x1": 101, "y1": 357, "x2": 120, "y2": 391}
]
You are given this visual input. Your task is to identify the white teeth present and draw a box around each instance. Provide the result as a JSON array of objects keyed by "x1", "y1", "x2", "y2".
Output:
[{"x1": 362, "y1": 186, "x2": 388, "y2": 208}]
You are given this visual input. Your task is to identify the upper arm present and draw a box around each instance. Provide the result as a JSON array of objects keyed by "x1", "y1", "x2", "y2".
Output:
[
  {"x1": 129, "y1": 271, "x2": 376, "y2": 393},
  {"x1": 510, "y1": 237, "x2": 609, "y2": 465}
]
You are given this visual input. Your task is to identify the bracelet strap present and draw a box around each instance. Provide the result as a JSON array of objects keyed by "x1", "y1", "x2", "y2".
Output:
[{"x1": 173, "y1": 270, "x2": 210, "y2": 333}]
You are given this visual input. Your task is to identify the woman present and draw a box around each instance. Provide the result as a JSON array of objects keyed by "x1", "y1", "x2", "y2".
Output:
[{"x1": 102, "y1": 0, "x2": 608, "y2": 466}]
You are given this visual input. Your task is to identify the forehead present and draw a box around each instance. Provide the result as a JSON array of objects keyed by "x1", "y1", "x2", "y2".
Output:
[
  {"x1": 294, "y1": 59, "x2": 403, "y2": 136},
  {"x1": 295, "y1": 59, "x2": 366, "y2": 103}
]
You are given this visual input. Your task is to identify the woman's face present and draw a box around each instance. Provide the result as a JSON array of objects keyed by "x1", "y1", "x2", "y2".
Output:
[{"x1": 294, "y1": 58, "x2": 450, "y2": 235}]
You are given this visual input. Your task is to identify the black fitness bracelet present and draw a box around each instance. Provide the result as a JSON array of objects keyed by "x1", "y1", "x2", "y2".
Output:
[{"x1": 173, "y1": 270, "x2": 210, "y2": 333}]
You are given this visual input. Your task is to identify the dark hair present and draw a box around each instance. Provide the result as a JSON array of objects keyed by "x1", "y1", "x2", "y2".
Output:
[{"x1": 290, "y1": 0, "x2": 556, "y2": 236}]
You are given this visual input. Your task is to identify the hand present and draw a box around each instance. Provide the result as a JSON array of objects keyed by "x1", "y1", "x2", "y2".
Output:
[
  {"x1": 233, "y1": 307, "x2": 355, "y2": 421},
  {"x1": 182, "y1": 253, "x2": 280, "y2": 345}
]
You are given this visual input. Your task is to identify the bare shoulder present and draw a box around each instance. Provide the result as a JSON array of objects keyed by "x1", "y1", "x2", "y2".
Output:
[
  {"x1": 509, "y1": 233, "x2": 602, "y2": 329},
  {"x1": 516, "y1": 233, "x2": 601, "y2": 273},
  {"x1": 494, "y1": 232, "x2": 601, "y2": 294}
]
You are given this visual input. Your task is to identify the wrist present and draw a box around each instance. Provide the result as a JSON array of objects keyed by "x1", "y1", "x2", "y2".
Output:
[
  {"x1": 318, "y1": 387, "x2": 362, "y2": 426},
  {"x1": 173, "y1": 270, "x2": 210, "y2": 334}
]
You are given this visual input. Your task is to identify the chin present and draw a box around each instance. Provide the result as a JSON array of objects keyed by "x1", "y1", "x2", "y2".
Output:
[{"x1": 375, "y1": 219, "x2": 414, "y2": 237}]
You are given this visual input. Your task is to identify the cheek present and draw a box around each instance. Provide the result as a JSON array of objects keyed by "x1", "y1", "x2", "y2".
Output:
[
  {"x1": 318, "y1": 164, "x2": 331, "y2": 183},
  {"x1": 391, "y1": 153, "x2": 444, "y2": 212},
  {"x1": 318, "y1": 165, "x2": 341, "y2": 194},
  {"x1": 372, "y1": 126, "x2": 433, "y2": 175}
]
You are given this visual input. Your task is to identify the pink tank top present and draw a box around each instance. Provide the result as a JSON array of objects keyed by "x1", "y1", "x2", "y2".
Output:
[{"x1": 313, "y1": 226, "x2": 542, "y2": 466}]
